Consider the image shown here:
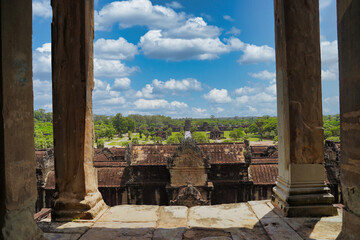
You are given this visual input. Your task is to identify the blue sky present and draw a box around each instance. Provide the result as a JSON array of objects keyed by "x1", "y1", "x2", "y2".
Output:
[{"x1": 32, "y1": 0, "x2": 339, "y2": 117}]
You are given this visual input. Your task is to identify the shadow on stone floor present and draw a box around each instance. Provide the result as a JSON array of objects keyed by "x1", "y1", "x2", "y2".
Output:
[{"x1": 38, "y1": 202, "x2": 342, "y2": 240}]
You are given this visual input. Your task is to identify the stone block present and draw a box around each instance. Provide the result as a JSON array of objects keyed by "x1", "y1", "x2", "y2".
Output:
[{"x1": 97, "y1": 205, "x2": 159, "y2": 222}]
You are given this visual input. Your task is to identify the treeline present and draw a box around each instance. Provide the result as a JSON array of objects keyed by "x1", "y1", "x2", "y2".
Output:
[{"x1": 33, "y1": 109, "x2": 341, "y2": 148}]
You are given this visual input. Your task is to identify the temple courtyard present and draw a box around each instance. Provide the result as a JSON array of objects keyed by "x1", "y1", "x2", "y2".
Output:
[{"x1": 38, "y1": 200, "x2": 342, "y2": 240}]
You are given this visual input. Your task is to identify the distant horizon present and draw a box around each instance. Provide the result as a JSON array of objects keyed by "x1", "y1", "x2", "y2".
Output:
[{"x1": 32, "y1": 0, "x2": 339, "y2": 117}]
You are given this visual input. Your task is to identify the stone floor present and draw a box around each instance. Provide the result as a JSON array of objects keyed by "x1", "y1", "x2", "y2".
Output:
[{"x1": 38, "y1": 200, "x2": 342, "y2": 240}]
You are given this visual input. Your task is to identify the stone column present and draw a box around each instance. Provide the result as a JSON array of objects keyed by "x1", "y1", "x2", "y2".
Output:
[
  {"x1": 271, "y1": 0, "x2": 337, "y2": 217},
  {"x1": 51, "y1": 0, "x2": 107, "y2": 221},
  {"x1": 0, "y1": 0, "x2": 44, "y2": 239},
  {"x1": 337, "y1": 1, "x2": 360, "y2": 239}
]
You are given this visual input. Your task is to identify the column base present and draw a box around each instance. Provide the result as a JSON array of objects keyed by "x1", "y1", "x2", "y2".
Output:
[
  {"x1": 52, "y1": 191, "x2": 108, "y2": 222},
  {"x1": 271, "y1": 177, "x2": 337, "y2": 217}
]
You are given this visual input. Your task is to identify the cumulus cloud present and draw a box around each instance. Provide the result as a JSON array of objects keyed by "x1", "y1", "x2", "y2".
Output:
[
  {"x1": 94, "y1": 59, "x2": 138, "y2": 78},
  {"x1": 203, "y1": 88, "x2": 232, "y2": 103},
  {"x1": 324, "y1": 96, "x2": 339, "y2": 104},
  {"x1": 234, "y1": 86, "x2": 257, "y2": 95},
  {"x1": 165, "y1": 1, "x2": 183, "y2": 9},
  {"x1": 94, "y1": 37, "x2": 138, "y2": 60},
  {"x1": 320, "y1": 0, "x2": 332, "y2": 9},
  {"x1": 134, "y1": 99, "x2": 188, "y2": 109},
  {"x1": 238, "y1": 44, "x2": 275, "y2": 64},
  {"x1": 321, "y1": 40, "x2": 338, "y2": 67},
  {"x1": 135, "y1": 84, "x2": 155, "y2": 99},
  {"x1": 93, "y1": 79, "x2": 126, "y2": 106},
  {"x1": 163, "y1": 17, "x2": 221, "y2": 39},
  {"x1": 112, "y1": 78, "x2": 131, "y2": 90},
  {"x1": 95, "y1": 0, "x2": 186, "y2": 31},
  {"x1": 33, "y1": 0, "x2": 52, "y2": 19},
  {"x1": 33, "y1": 79, "x2": 52, "y2": 110},
  {"x1": 152, "y1": 78, "x2": 202, "y2": 92},
  {"x1": 223, "y1": 15, "x2": 234, "y2": 21},
  {"x1": 249, "y1": 70, "x2": 276, "y2": 80},
  {"x1": 139, "y1": 30, "x2": 243, "y2": 60},
  {"x1": 192, "y1": 107, "x2": 207, "y2": 114},
  {"x1": 321, "y1": 40, "x2": 338, "y2": 81},
  {"x1": 33, "y1": 43, "x2": 51, "y2": 74},
  {"x1": 226, "y1": 27, "x2": 241, "y2": 36}
]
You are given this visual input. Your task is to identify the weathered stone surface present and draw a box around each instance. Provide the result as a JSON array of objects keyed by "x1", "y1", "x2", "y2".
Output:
[
  {"x1": 44, "y1": 233, "x2": 82, "y2": 240},
  {"x1": 51, "y1": 0, "x2": 106, "y2": 221},
  {"x1": 260, "y1": 217, "x2": 302, "y2": 240},
  {"x1": 153, "y1": 228, "x2": 186, "y2": 240},
  {"x1": 0, "y1": 0, "x2": 43, "y2": 239},
  {"x1": 228, "y1": 224, "x2": 270, "y2": 240},
  {"x1": 97, "y1": 205, "x2": 159, "y2": 222},
  {"x1": 272, "y1": 0, "x2": 336, "y2": 217},
  {"x1": 183, "y1": 228, "x2": 232, "y2": 240},
  {"x1": 248, "y1": 201, "x2": 279, "y2": 219},
  {"x1": 188, "y1": 203, "x2": 258, "y2": 228},
  {"x1": 38, "y1": 221, "x2": 93, "y2": 234},
  {"x1": 283, "y1": 217, "x2": 341, "y2": 239},
  {"x1": 157, "y1": 206, "x2": 188, "y2": 228},
  {"x1": 337, "y1": 0, "x2": 360, "y2": 239},
  {"x1": 80, "y1": 222, "x2": 154, "y2": 240}
]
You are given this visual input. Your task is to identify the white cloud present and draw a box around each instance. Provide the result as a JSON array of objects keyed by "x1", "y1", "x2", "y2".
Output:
[
  {"x1": 93, "y1": 79, "x2": 126, "y2": 106},
  {"x1": 192, "y1": 107, "x2": 207, "y2": 114},
  {"x1": 33, "y1": 79, "x2": 52, "y2": 109},
  {"x1": 33, "y1": 0, "x2": 52, "y2": 19},
  {"x1": 135, "y1": 84, "x2": 155, "y2": 98},
  {"x1": 95, "y1": 0, "x2": 186, "y2": 31},
  {"x1": 223, "y1": 15, "x2": 234, "y2": 21},
  {"x1": 321, "y1": 40, "x2": 338, "y2": 67},
  {"x1": 94, "y1": 58, "x2": 138, "y2": 78},
  {"x1": 322, "y1": 69, "x2": 337, "y2": 81},
  {"x1": 165, "y1": 1, "x2": 183, "y2": 9},
  {"x1": 238, "y1": 44, "x2": 275, "y2": 64},
  {"x1": 321, "y1": 40, "x2": 338, "y2": 81},
  {"x1": 234, "y1": 86, "x2": 257, "y2": 95},
  {"x1": 112, "y1": 78, "x2": 131, "y2": 90},
  {"x1": 33, "y1": 43, "x2": 51, "y2": 73},
  {"x1": 216, "y1": 107, "x2": 224, "y2": 113},
  {"x1": 235, "y1": 95, "x2": 249, "y2": 104},
  {"x1": 324, "y1": 96, "x2": 339, "y2": 104},
  {"x1": 249, "y1": 70, "x2": 276, "y2": 80},
  {"x1": 203, "y1": 88, "x2": 232, "y2": 103},
  {"x1": 248, "y1": 106, "x2": 257, "y2": 113},
  {"x1": 134, "y1": 99, "x2": 188, "y2": 109},
  {"x1": 265, "y1": 84, "x2": 277, "y2": 95},
  {"x1": 163, "y1": 17, "x2": 221, "y2": 39},
  {"x1": 226, "y1": 27, "x2": 241, "y2": 36},
  {"x1": 320, "y1": 0, "x2": 332, "y2": 9},
  {"x1": 152, "y1": 78, "x2": 202, "y2": 92},
  {"x1": 139, "y1": 30, "x2": 243, "y2": 60},
  {"x1": 94, "y1": 37, "x2": 138, "y2": 60}
]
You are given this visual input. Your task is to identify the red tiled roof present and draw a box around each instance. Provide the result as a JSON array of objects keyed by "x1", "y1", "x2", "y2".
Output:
[
  {"x1": 251, "y1": 158, "x2": 278, "y2": 164},
  {"x1": 249, "y1": 164, "x2": 278, "y2": 185},
  {"x1": 129, "y1": 143, "x2": 245, "y2": 166}
]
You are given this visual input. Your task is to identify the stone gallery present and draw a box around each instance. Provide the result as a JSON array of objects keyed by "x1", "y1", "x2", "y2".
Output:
[{"x1": 1, "y1": 0, "x2": 359, "y2": 239}]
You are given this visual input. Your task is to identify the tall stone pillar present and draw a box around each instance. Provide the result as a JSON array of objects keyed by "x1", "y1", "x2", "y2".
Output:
[
  {"x1": 337, "y1": 1, "x2": 360, "y2": 239},
  {"x1": 51, "y1": 0, "x2": 107, "y2": 221},
  {"x1": 0, "y1": 0, "x2": 44, "y2": 239},
  {"x1": 271, "y1": 0, "x2": 337, "y2": 217}
]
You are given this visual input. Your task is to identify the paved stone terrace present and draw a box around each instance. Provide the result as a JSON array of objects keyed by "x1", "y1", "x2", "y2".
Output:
[{"x1": 38, "y1": 200, "x2": 342, "y2": 240}]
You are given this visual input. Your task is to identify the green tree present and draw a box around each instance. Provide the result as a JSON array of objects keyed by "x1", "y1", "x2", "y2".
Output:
[
  {"x1": 143, "y1": 130, "x2": 150, "y2": 140},
  {"x1": 128, "y1": 131, "x2": 132, "y2": 140},
  {"x1": 255, "y1": 119, "x2": 265, "y2": 141},
  {"x1": 190, "y1": 125, "x2": 197, "y2": 133},
  {"x1": 192, "y1": 132, "x2": 210, "y2": 143},
  {"x1": 229, "y1": 128, "x2": 245, "y2": 141},
  {"x1": 166, "y1": 135, "x2": 180, "y2": 144},
  {"x1": 97, "y1": 139, "x2": 105, "y2": 148}
]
